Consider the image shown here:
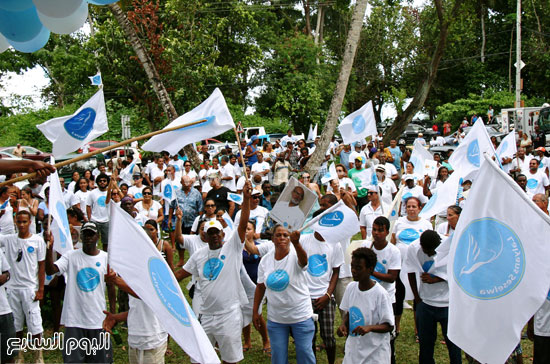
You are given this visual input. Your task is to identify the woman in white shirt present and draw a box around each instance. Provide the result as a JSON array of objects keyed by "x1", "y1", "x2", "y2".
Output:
[
  {"x1": 253, "y1": 226, "x2": 315, "y2": 364},
  {"x1": 73, "y1": 178, "x2": 90, "y2": 217},
  {"x1": 134, "y1": 186, "x2": 163, "y2": 225}
]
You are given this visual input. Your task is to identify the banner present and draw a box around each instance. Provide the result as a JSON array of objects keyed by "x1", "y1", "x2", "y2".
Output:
[
  {"x1": 108, "y1": 203, "x2": 220, "y2": 364},
  {"x1": 338, "y1": 101, "x2": 377, "y2": 145},
  {"x1": 310, "y1": 200, "x2": 360, "y2": 243},
  {"x1": 419, "y1": 171, "x2": 461, "y2": 219},
  {"x1": 37, "y1": 89, "x2": 108, "y2": 157},
  {"x1": 447, "y1": 155, "x2": 550, "y2": 364}
]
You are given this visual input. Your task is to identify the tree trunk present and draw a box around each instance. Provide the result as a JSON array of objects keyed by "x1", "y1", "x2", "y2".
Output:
[
  {"x1": 304, "y1": 0, "x2": 369, "y2": 176},
  {"x1": 383, "y1": 0, "x2": 463, "y2": 143},
  {"x1": 108, "y1": 2, "x2": 201, "y2": 169},
  {"x1": 480, "y1": 2, "x2": 486, "y2": 63},
  {"x1": 303, "y1": 0, "x2": 312, "y2": 36}
]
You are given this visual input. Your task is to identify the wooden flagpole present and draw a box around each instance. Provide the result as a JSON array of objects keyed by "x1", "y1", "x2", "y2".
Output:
[{"x1": 234, "y1": 127, "x2": 249, "y2": 180}]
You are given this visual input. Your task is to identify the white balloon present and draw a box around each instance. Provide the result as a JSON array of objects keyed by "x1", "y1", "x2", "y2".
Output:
[
  {"x1": 0, "y1": 33, "x2": 10, "y2": 53},
  {"x1": 38, "y1": 0, "x2": 88, "y2": 35},
  {"x1": 33, "y1": 0, "x2": 84, "y2": 19}
]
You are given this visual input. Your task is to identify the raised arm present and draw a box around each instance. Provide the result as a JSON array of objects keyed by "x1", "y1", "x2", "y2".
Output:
[
  {"x1": 237, "y1": 180, "x2": 252, "y2": 241},
  {"x1": 290, "y1": 231, "x2": 308, "y2": 268}
]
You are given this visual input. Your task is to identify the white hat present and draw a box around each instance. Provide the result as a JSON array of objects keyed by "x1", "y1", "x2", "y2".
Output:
[
  {"x1": 203, "y1": 220, "x2": 224, "y2": 233},
  {"x1": 403, "y1": 174, "x2": 415, "y2": 181}
]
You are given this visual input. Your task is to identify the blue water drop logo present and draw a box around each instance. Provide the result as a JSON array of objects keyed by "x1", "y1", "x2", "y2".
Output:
[
  {"x1": 148, "y1": 257, "x2": 191, "y2": 326},
  {"x1": 398, "y1": 228, "x2": 420, "y2": 245},
  {"x1": 27, "y1": 246, "x2": 34, "y2": 253},
  {"x1": 402, "y1": 192, "x2": 412, "y2": 201},
  {"x1": 203, "y1": 258, "x2": 224, "y2": 281},
  {"x1": 352, "y1": 115, "x2": 366, "y2": 134},
  {"x1": 135, "y1": 192, "x2": 143, "y2": 199},
  {"x1": 229, "y1": 193, "x2": 242, "y2": 202},
  {"x1": 349, "y1": 306, "x2": 365, "y2": 336},
  {"x1": 76, "y1": 267, "x2": 100, "y2": 292},
  {"x1": 453, "y1": 218, "x2": 524, "y2": 300},
  {"x1": 266, "y1": 269, "x2": 289, "y2": 292},
  {"x1": 164, "y1": 184, "x2": 172, "y2": 199},
  {"x1": 319, "y1": 211, "x2": 344, "y2": 227},
  {"x1": 308, "y1": 254, "x2": 328, "y2": 277},
  {"x1": 63, "y1": 107, "x2": 97, "y2": 141},
  {"x1": 527, "y1": 179, "x2": 538, "y2": 190},
  {"x1": 371, "y1": 261, "x2": 387, "y2": 282},
  {"x1": 467, "y1": 140, "x2": 480, "y2": 167},
  {"x1": 98, "y1": 196, "x2": 106, "y2": 207}
]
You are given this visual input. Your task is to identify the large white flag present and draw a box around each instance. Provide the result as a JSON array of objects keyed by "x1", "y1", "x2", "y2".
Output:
[
  {"x1": 119, "y1": 161, "x2": 137, "y2": 185},
  {"x1": 409, "y1": 139, "x2": 433, "y2": 176},
  {"x1": 160, "y1": 179, "x2": 177, "y2": 204},
  {"x1": 37, "y1": 89, "x2": 108, "y2": 157},
  {"x1": 496, "y1": 130, "x2": 517, "y2": 161},
  {"x1": 419, "y1": 171, "x2": 461, "y2": 219},
  {"x1": 48, "y1": 169, "x2": 74, "y2": 255},
  {"x1": 142, "y1": 88, "x2": 235, "y2": 155},
  {"x1": 338, "y1": 101, "x2": 378, "y2": 145},
  {"x1": 448, "y1": 119, "x2": 494, "y2": 178},
  {"x1": 447, "y1": 155, "x2": 550, "y2": 364},
  {"x1": 386, "y1": 185, "x2": 404, "y2": 222},
  {"x1": 320, "y1": 163, "x2": 338, "y2": 185},
  {"x1": 310, "y1": 200, "x2": 360, "y2": 243},
  {"x1": 108, "y1": 203, "x2": 220, "y2": 364}
]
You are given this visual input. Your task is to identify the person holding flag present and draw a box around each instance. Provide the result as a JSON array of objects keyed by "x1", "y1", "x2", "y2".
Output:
[{"x1": 174, "y1": 180, "x2": 252, "y2": 364}]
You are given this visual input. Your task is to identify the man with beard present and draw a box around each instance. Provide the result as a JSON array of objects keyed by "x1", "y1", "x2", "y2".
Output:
[{"x1": 275, "y1": 186, "x2": 306, "y2": 231}]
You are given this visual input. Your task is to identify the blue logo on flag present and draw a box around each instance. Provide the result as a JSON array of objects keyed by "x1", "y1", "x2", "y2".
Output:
[
  {"x1": 56, "y1": 201, "x2": 70, "y2": 247},
  {"x1": 467, "y1": 140, "x2": 480, "y2": 167},
  {"x1": 371, "y1": 261, "x2": 386, "y2": 282},
  {"x1": 203, "y1": 258, "x2": 224, "y2": 281},
  {"x1": 527, "y1": 179, "x2": 538, "y2": 189},
  {"x1": 352, "y1": 115, "x2": 366, "y2": 134},
  {"x1": 422, "y1": 260, "x2": 434, "y2": 273},
  {"x1": 164, "y1": 184, "x2": 172, "y2": 199},
  {"x1": 148, "y1": 257, "x2": 191, "y2": 326},
  {"x1": 497, "y1": 140, "x2": 508, "y2": 158},
  {"x1": 308, "y1": 254, "x2": 328, "y2": 277},
  {"x1": 98, "y1": 196, "x2": 106, "y2": 207},
  {"x1": 229, "y1": 193, "x2": 242, "y2": 203},
  {"x1": 422, "y1": 192, "x2": 437, "y2": 212},
  {"x1": 266, "y1": 269, "x2": 289, "y2": 292},
  {"x1": 398, "y1": 228, "x2": 420, "y2": 245},
  {"x1": 64, "y1": 107, "x2": 96, "y2": 141},
  {"x1": 91, "y1": 75, "x2": 102, "y2": 85},
  {"x1": 349, "y1": 306, "x2": 365, "y2": 336},
  {"x1": 76, "y1": 267, "x2": 100, "y2": 292},
  {"x1": 319, "y1": 211, "x2": 344, "y2": 227},
  {"x1": 453, "y1": 218, "x2": 524, "y2": 300}
]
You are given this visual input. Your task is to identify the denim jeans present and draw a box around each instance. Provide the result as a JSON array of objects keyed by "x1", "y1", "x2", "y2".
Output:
[
  {"x1": 416, "y1": 302, "x2": 462, "y2": 364},
  {"x1": 267, "y1": 318, "x2": 315, "y2": 364}
]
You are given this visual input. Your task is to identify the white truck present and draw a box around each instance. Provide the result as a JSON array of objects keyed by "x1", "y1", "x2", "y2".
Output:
[{"x1": 498, "y1": 104, "x2": 550, "y2": 146}]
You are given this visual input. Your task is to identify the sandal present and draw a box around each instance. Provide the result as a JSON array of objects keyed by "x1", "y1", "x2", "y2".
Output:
[
  {"x1": 415, "y1": 335, "x2": 419, "y2": 343},
  {"x1": 263, "y1": 348, "x2": 271, "y2": 357}
]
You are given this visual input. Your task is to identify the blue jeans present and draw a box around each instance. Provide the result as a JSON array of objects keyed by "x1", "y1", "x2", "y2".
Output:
[
  {"x1": 267, "y1": 318, "x2": 316, "y2": 364},
  {"x1": 416, "y1": 302, "x2": 461, "y2": 364}
]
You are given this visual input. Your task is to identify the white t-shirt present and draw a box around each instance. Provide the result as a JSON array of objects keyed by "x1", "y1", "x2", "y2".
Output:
[
  {"x1": 338, "y1": 238, "x2": 352, "y2": 279},
  {"x1": 0, "y1": 234, "x2": 45, "y2": 290},
  {"x1": 0, "y1": 250, "x2": 11, "y2": 315},
  {"x1": 150, "y1": 165, "x2": 166, "y2": 196},
  {"x1": 0, "y1": 202, "x2": 14, "y2": 235},
  {"x1": 405, "y1": 242, "x2": 448, "y2": 307},
  {"x1": 235, "y1": 176, "x2": 246, "y2": 192},
  {"x1": 221, "y1": 164, "x2": 236, "y2": 191},
  {"x1": 512, "y1": 156, "x2": 533, "y2": 174},
  {"x1": 251, "y1": 161, "x2": 270, "y2": 182},
  {"x1": 535, "y1": 156, "x2": 550, "y2": 174},
  {"x1": 349, "y1": 151, "x2": 368, "y2": 168},
  {"x1": 326, "y1": 177, "x2": 357, "y2": 193},
  {"x1": 128, "y1": 185, "x2": 145, "y2": 200},
  {"x1": 86, "y1": 189, "x2": 109, "y2": 223},
  {"x1": 361, "y1": 241, "x2": 401, "y2": 303},
  {"x1": 183, "y1": 231, "x2": 247, "y2": 315},
  {"x1": 55, "y1": 249, "x2": 109, "y2": 329},
  {"x1": 359, "y1": 203, "x2": 384, "y2": 238},
  {"x1": 535, "y1": 294, "x2": 550, "y2": 336},
  {"x1": 234, "y1": 206, "x2": 269, "y2": 235},
  {"x1": 300, "y1": 235, "x2": 344, "y2": 299},
  {"x1": 63, "y1": 189, "x2": 78, "y2": 209},
  {"x1": 128, "y1": 296, "x2": 168, "y2": 350},
  {"x1": 340, "y1": 282, "x2": 394, "y2": 364},
  {"x1": 400, "y1": 186, "x2": 428, "y2": 216},
  {"x1": 380, "y1": 163, "x2": 398, "y2": 179},
  {"x1": 257, "y1": 246, "x2": 313, "y2": 324},
  {"x1": 393, "y1": 217, "x2": 432, "y2": 265},
  {"x1": 135, "y1": 201, "x2": 162, "y2": 222},
  {"x1": 74, "y1": 190, "x2": 89, "y2": 212},
  {"x1": 182, "y1": 169, "x2": 199, "y2": 187},
  {"x1": 379, "y1": 179, "x2": 397, "y2": 208},
  {"x1": 525, "y1": 170, "x2": 549, "y2": 195}
]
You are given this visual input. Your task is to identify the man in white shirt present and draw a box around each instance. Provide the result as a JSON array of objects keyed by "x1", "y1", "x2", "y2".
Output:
[
  {"x1": 86, "y1": 174, "x2": 110, "y2": 251},
  {"x1": 251, "y1": 153, "x2": 270, "y2": 183},
  {"x1": 0, "y1": 187, "x2": 15, "y2": 236},
  {"x1": 375, "y1": 166, "x2": 398, "y2": 207},
  {"x1": 525, "y1": 159, "x2": 550, "y2": 195},
  {"x1": 46, "y1": 221, "x2": 116, "y2": 363},
  {"x1": 377, "y1": 154, "x2": 399, "y2": 182},
  {"x1": 280, "y1": 129, "x2": 296, "y2": 147},
  {"x1": 0, "y1": 248, "x2": 15, "y2": 364},
  {"x1": 349, "y1": 143, "x2": 368, "y2": 169},
  {"x1": 220, "y1": 156, "x2": 237, "y2": 191},
  {"x1": 234, "y1": 190, "x2": 268, "y2": 238},
  {"x1": 272, "y1": 186, "x2": 306, "y2": 231},
  {"x1": 511, "y1": 147, "x2": 533, "y2": 175}
]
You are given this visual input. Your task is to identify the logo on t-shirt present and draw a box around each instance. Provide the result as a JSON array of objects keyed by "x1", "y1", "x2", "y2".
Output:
[
  {"x1": 148, "y1": 257, "x2": 192, "y2": 326},
  {"x1": 63, "y1": 107, "x2": 96, "y2": 141},
  {"x1": 352, "y1": 115, "x2": 366, "y2": 134},
  {"x1": 398, "y1": 228, "x2": 420, "y2": 245},
  {"x1": 371, "y1": 261, "x2": 386, "y2": 282},
  {"x1": 402, "y1": 192, "x2": 412, "y2": 201},
  {"x1": 349, "y1": 306, "x2": 365, "y2": 337},
  {"x1": 308, "y1": 254, "x2": 328, "y2": 277},
  {"x1": 319, "y1": 211, "x2": 344, "y2": 228},
  {"x1": 467, "y1": 140, "x2": 480, "y2": 167},
  {"x1": 97, "y1": 196, "x2": 106, "y2": 207},
  {"x1": 27, "y1": 246, "x2": 35, "y2": 253},
  {"x1": 527, "y1": 179, "x2": 538, "y2": 189},
  {"x1": 453, "y1": 218, "x2": 524, "y2": 300},
  {"x1": 135, "y1": 192, "x2": 143, "y2": 199},
  {"x1": 163, "y1": 184, "x2": 173, "y2": 199},
  {"x1": 203, "y1": 257, "x2": 224, "y2": 281},
  {"x1": 266, "y1": 269, "x2": 289, "y2": 292},
  {"x1": 76, "y1": 267, "x2": 101, "y2": 292}
]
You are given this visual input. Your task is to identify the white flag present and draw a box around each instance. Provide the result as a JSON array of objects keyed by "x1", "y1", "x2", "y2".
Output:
[
  {"x1": 447, "y1": 155, "x2": 550, "y2": 364},
  {"x1": 495, "y1": 130, "x2": 517, "y2": 161},
  {"x1": 307, "y1": 125, "x2": 313, "y2": 141},
  {"x1": 37, "y1": 89, "x2": 108, "y2": 157},
  {"x1": 108, "y1": 203, "x2": 220, "y2": 364},
  {"x1": 119, "y1": 161, "x2": 137, "y2": 185},
  {"x1": 320, "y1": 163, "x2": 338, "y2": 185},
  {"x1": 354, "y1": 167, "x2": 378, "y2": 189},
  {"x1": 386, "y1": 185, "x2": 404, "y2": 222},
  {"x1": 160, "y1": 179, "x2": 177, "y2": 204},
  {"x1": 142, "y1": 88, "x2": 235, "y2": 155},
  {"x1": 310, "y1": 200, "x2": 360, "y2": 242},
  {"x1": 409, "y1": 139, "x2": 433, "y2": 176},
  {"x1": 227, "y1": 192, "x2": 243, "y2": 205},
  {"x1": 448, "y1": 119, "x2": 495, "y2": 178},
  {"x1": 49, "y1": 169, "x2": 74, "y2": 255},
  {"x1": 312, "y1": 124, "x2": 318, "y2": 140},
  {"x1": 89, "y1": 72, "x2": 102, "y2": 86},
  {"x1": 419, "y1": 171, "x2": 460, "y2": 219},
  {"x1": 338, "y1": 101, "x2": 378, "y2": 145}
]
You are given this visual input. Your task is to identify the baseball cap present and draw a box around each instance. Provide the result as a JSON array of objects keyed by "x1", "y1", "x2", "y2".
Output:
[
  {"x1": 355, "y1": 156, "x2": 363, "y2": 162},
  {"x1": 204, "y1": 220, "x2": 224, "y2": 233},
  {"x1": 250, "y1": 135, "x2": 258, "y2": 142},
  {"x1": 81, "y1": 222, "x2": 98, "y2": 233},
  {"x1": 403, "y1": 174, "x2": 415, "y2": 181},
  {"x1": 536, "y1": 147, "x2": 546, "y2": 152},
  {"x1": 376, "y1": 165, "x2": 386, "y2": 172},
  {"x1": 398, "y1": 139, "x2": 406, "y2": 146},
  {"x1": 251, "y1": 189, "x2": 262, "y2": 196},
  {"x1": 366, "y1": 185, "x2": 378, "y2": 193}
]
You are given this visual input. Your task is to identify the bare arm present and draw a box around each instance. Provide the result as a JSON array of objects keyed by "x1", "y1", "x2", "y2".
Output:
[
  {"x1": 0, "y1": 160, "x2": 55, "y2": 178},
  {"x1": 290, "y1": 231, "x2": 308, "y2": 267},
  {"x1": 252, "y1": 283, "x2": 266, "y2": 329},
  {"x1": 174, "y1": 268, "x2": 192, "y2": 282},
  {"x1": 408, "y1": 272, "x2": 421, "y2": 304},
  {"x1": 237, "y1": 181, "x2": 253, "y2": 241},
  {"x1": 35, "y1": 260, "x2": 45, "y2": 301}
]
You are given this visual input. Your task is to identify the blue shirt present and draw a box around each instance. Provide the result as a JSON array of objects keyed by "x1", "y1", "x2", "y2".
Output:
[
  {"x1": 388, "y1": 147, "x2": 402, "y2": 171},
  {"x1": 170, "y1": 188, "x2": 203, "y2": 228},
  {"x1": 339, "y1": 150, "x2": 352, "y2": 170}
]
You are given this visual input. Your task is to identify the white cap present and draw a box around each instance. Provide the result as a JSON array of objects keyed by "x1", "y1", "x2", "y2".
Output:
[
  {"x1": 403, "y1": 174, "x2": 415, "y2": 181},
  {"x1": 203, "y1": 220, "x2": 224, "y2": 233}
]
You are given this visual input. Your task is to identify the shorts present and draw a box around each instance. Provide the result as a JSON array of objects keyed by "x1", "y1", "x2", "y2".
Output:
[
  {"x1": 199, "y1": 309, "x2": 243, "y2": 363},
  {"x1": 7, "y1": 288, "x2": 43, "y2": 335},
  {"x1": 0, "y1": 312, "x2": 17, "y2": 362},
  {"x1": 162, "y1": 215, "x2": 176, "y2": 232},
  {"x1": 129, "y1": 340, "x2": 167, "y2": 364}
]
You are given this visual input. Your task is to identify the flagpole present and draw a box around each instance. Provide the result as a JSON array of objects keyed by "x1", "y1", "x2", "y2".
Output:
[
  {"x1": 0, "y1": 118, "x2": 208, "y2": 188},
  {"x1": 233, "y1": 127, "x2": 249, "y2": 180}
]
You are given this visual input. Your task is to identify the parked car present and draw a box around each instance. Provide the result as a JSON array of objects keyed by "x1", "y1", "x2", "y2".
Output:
[
  {"x1": 56, "y1": 153, "x2": 99, "y2": 181},
  {"x1": 103, "y1": 147, "x2": 142, "y2": 164},
  {"x1": 0, "y1": 151, "x2": 22, "y2": 160},
  {"x1": 0, "y1": 146, "x2": 51, "y2": 161},
  {"x1": 399, "y1": 124, "x2": 437, "y2": 144},
  {"x1": 80, "y1": 140, "x2": 119, "y2": 153},
  {"x1": 443, "y1": 125, "x2": 506, "y2": 145}
]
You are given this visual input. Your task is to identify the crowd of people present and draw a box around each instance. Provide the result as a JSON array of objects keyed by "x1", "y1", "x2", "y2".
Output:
[{"x1": 0, "y1": 124, "x2": 548, "y2": 364}]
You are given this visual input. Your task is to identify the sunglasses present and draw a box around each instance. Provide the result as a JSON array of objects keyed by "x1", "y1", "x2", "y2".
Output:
[
  {"x1": 205, "y1": 204, "x2": 216, "y2": 208},
  {"x1": 367, "y1": 191, "x2": 377, "y2": 195},
  {"x1": 133, "y1": 176, "x2": 141, "y2": 179},
  {"x1": 252, "y1": 195, "x2": 261, "y2": 199},
  {"x1": 143, "y1": 192, "x2": 152, "y2": 195},
  {"x1": 303, "y1": 176, "x2": 310, "y2": 179}
]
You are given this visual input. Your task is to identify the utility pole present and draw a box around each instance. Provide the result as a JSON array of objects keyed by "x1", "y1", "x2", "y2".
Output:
[{"x1": 515, "y1": 0, "x2": 522, "y2": 108}]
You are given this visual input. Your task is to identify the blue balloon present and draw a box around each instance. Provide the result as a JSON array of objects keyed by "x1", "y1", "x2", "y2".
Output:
[
  {"x1": 0, "y1": 0, "x2": 34, "y2": 12},
  {"x1": 7, "y1": 26, "x2": 50, "y2": 53},
  {"x1": 87, "y1": 0, "x2": 118, "y2": 5},
  {"x1": 0, "y1": 7, "x2": 43, "y2": 42}
]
